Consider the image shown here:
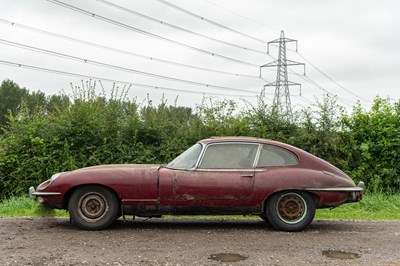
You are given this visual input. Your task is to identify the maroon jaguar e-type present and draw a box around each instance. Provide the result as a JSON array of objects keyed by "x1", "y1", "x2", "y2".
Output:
[{"x1": 29, "y1": 137, "x2": 364, "y2": 231}]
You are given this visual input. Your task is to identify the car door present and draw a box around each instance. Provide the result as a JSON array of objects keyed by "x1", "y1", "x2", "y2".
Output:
[{"x1": 173, "y1": 142, "x2": 259, "y2": 203}]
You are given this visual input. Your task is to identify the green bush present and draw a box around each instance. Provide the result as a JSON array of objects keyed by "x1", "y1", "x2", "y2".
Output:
[
  {"x1": 0, "y1": 79, "x2": 399, "y2": 199},
  {"x1": 342, "y1": 98, "x2": 400, "y2": 192}
]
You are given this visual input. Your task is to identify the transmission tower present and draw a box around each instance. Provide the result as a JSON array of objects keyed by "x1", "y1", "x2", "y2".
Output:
[{"x1": 260, "y1": 30, "x2": 305, "y2": 119}]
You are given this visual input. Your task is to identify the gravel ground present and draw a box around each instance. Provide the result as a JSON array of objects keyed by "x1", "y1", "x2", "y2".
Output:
[{"x1": 0, "y1": 217, "x2": 399, "y2": 265}]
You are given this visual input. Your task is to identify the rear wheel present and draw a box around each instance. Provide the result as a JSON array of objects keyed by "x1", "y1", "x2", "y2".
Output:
[
  {"x1": 266, "y1": 191, "x2": 315, "y2": 232},
  {"x1": 68, "y1": 186, "x2": 119, "y2": 230}
]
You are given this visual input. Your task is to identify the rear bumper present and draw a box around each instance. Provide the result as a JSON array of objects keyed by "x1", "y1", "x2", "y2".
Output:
[
  {"x1": 304, "y1": 181, "x2": 365, "y2": 192},
  {"x1": 305, "y1": 181, "x2": 365, "y2": 202}
]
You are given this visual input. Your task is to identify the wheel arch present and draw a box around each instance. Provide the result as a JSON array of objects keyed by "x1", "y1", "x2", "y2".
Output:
[
  {"x1": 263, "y1": 189, "x2": 320, "y2": 231},
  {"x1": 262, "y1": 189, "x2": 320, "y2": 214},
  {"x1": 61, "y1": 184, "x2": 121, "y2": 209}
]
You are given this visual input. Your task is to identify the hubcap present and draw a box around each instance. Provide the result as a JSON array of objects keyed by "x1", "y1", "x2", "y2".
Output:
[
  {"x1": 78, "y1": 192, "x2": 108, "y2": 222},
  {"x1": 276, "y1": 193, "x2": 307, "y2": 224}
]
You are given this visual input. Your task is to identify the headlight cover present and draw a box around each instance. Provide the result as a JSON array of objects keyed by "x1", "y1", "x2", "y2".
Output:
[{"x1": 50, "y1": 172, "x2": 65, "y2": 183}]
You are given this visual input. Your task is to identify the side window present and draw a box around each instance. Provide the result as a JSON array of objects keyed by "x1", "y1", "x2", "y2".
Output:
[
  {"x1": 257, "y1": 145, "x2": 298, "y2": 167},
  {"x1": 199, "y1": 143, "x2": 258, "y2": 169}
]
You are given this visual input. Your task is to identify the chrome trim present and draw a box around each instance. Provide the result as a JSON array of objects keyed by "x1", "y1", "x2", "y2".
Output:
[
  {"x1": 305, "y1": 180, "x2": 365, "y2": 193},
  {"x1": 196, "y1": 168, "x2": 266, "y2": 172},
  {"x1": 29, "y1": 187, "x2": 36, "y2": 199},
  {"x1": 323, "y1": 171, "x2": 335, "y2": 176},
  {"x1": 253, "y1": 144, "x2": 262, "y2": 167},
  {"x1": 32, "y1": 191, "x2": 61, "y2": 196},
  {"x1": 29, "y1": 186, "x2": 61, "y2": 199},
  {"x1": 304, "y1": 187, "x2": 364, "y2": 192}
]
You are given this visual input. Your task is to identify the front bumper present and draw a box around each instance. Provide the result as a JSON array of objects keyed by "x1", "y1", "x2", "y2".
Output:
[{"x1": 29, "y1": 186, "x2": 61, "y2": 199}]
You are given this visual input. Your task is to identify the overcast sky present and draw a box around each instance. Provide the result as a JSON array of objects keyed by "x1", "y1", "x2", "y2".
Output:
[{"x1": 1, "y1": 0, "x2": 399, "y2": 111}]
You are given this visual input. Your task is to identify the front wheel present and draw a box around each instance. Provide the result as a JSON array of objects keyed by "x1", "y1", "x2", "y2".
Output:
[
  {"x1": 68, "y1": 186, "x2": 119, "y2": 230},
  {"x1": 266, "y1": 191, "x2": 315, "y2": 232},
  {"x1": 259, "y1": 214, "x2": 271, "y2": 225}
]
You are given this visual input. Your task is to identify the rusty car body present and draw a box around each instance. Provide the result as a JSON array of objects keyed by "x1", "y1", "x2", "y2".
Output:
[{"x1": 29, "y1": 137, "x2": 364, "y2": 231}]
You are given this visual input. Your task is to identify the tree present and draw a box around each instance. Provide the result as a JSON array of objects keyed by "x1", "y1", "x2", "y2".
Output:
[{"x1": 0, "y1": 79, "x2": 29, "y2": 129}]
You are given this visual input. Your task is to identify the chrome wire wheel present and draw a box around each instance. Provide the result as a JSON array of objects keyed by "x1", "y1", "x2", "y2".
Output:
[
  {"x1": 78, "y1": 192, "x2": 109, "y2": 222},
  {"x1": 276, "y1": 193, "x2": 307, "y2": 224}
]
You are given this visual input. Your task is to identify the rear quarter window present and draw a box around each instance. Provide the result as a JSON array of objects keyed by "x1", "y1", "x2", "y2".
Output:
[{"x1": 257, "y1": 145, "x2": 298, "y2": 167}]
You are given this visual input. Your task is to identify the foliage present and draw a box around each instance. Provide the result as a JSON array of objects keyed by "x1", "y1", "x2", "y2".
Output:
[
  {"x1": 0, "y1": 79, "x2": 69, "y2": 131},
  {"x1": 292, "y1": 95, "x2": 349, "y2": 169},
  {"x1": 342, "y1": 98, "x2": 400, "y2": 192},
  {"x1": 0, "y1": 79, "x2": 399, "y2": 199},
  {"x1": 0, "y1": 79, "x2": 28, "y2": 128}
]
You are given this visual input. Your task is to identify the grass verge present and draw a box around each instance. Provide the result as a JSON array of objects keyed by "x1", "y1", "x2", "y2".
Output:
[
  {"x1": 0, "y1": 196, "x2": 67, "y2": 217},
  {"x1": 0, "y1": 193, "x2": 399, "y2": 219},
  {"x1": 315, "y1": 193, "x2": 400, "y2": 220}
]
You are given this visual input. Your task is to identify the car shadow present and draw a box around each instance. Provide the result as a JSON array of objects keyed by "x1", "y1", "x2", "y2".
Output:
[
  {"x1": 107, "y1": 217, "x2": 362, "y2": 233},
  {"x1": 42, "y1": 217, "x2": 363, "y2": 233},
  {"x1": 111, "y1": 217, "x2": 273, "y2": 230}
]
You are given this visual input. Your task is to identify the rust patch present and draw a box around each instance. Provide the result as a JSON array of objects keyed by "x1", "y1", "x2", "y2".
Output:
[{"x1": 179, "y1": 194, "x2": 196, "y2": 201}]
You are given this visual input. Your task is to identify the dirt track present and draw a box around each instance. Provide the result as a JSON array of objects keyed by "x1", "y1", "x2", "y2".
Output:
[{"x1": 0, "y1": 217, "x2": 399, "y2": 265}]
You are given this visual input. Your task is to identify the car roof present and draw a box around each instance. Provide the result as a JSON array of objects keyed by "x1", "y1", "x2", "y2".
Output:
[
  {"x1": 200, "y1": 136, "x2": 274, "y2": 145},
  {"x1": 199, "y1": 136, "x2": 303, "y2": 153}
]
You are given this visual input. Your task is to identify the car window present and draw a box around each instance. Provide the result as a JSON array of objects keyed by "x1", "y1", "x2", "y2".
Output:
[
  {"x1": 257, "y1": 145, "x2": 298, "y2": 167},
  {"x1": 198, "y1": 143, "x2": 258, "y2": 169},
  {"x1": 166, "y1": 143, "x2": 202, "y2": 169}
]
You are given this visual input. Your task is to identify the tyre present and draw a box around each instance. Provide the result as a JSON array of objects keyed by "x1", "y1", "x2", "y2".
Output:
[
  {"x1": 68, "y1": 186, "x2": 119, "y2": 230},
  {"x1": 259, "y1": 214, "x2": 271, "y2": 225},
  {"x1": 266, "y1": 191, "x2": 315, "y2": 232}
]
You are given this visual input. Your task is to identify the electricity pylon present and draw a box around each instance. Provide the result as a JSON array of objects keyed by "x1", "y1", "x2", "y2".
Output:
[{"x1": 260, "y1": 30, "x2": 305, "y2": 120}]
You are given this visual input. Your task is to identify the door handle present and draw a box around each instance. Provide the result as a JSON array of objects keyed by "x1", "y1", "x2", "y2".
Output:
[{"x1": 241, "y1": 174, "x2": 254, "y2": 178}]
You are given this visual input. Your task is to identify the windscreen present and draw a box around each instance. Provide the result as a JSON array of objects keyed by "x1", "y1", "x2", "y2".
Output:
[{"x1": 165, "y1": 143, "x2": 202, "y2": 169}]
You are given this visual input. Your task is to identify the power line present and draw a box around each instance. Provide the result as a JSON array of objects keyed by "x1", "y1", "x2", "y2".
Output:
[
  {"x1": 266, "y1": 43, "x2": 368, "y2": 104},
  {"x1": 267, "y1": 51, "x2": 359, "y2": 107},
  {"x1": 300, "y1": 75, "x2": 353, "y2": 107},
  {"x1": 0, "y1": 38, "x2": 265, "y2": 95},
  {"x1": 0, "y1": 59, "x2": 260, "y2": 98},
  {"x1": 96, "y1": 0, "x2": 267, "y2": 55},
  {"x1": 9, "y1": 1, "x2": 353, "y2": 109},
  {"x1": 295, "y1": 95, "x2": 314, "y2": 105},
  {"x1": 0, "y1": 18, "x2": 259, "y2": 79},
  {"x1": 273, "y1": 52, "x2": 368, "y2": 106},
  {"x1": 203, "y1": 0, "x2": 277, "y2": 32},
  {"x1": 45, "y1": 0, "x2": 258, "y2": 67},
  {"x1": 154, "y1": 0, "x2": 266, "y2": 44},
  {"x1": 283, "y1": 66, "x2": 350, "y2": 106},
  {"x1": 297, "y1": 52, "x2": 371, "y2": 103}
]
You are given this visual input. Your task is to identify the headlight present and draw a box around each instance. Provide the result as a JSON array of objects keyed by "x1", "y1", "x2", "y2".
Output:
[{"x1": 50, "y1": 172, "x2": 65, "y2": 183}]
